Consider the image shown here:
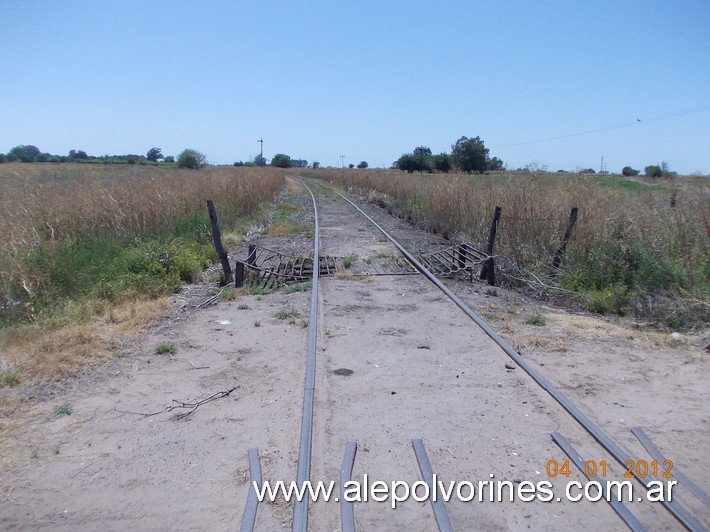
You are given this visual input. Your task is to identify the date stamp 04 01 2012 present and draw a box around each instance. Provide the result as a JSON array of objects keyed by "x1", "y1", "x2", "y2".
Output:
[{"x1": 546, "y1": 459, "x2": 674, "y2": 480}]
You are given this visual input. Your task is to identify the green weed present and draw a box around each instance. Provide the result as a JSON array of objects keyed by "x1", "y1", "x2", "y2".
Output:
[
  {"x1": 155, "y1": 343, "x2": 177, "y2": 355},
  {"x1": 221, "y1": 287, "x2": 237, "y2": 301},
  {"x1": 284, "y1": 282, "x2": 311, "y2": 294},
  {"x1": 525, "y1": 314, "x2": 547, "y2": 326},
  {"x1": 52, "y1": 404, "x2": 72, "y2": 418},
  {"x1": 274, "y1": 309, "x2": 301, "y2": 320}
]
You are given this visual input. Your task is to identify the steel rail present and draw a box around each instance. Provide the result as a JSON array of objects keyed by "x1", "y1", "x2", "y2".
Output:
[
  {"x1": 340, "y1": 442, "x2": 358, "y2": 532},
  {"x1": 412, "y1": 439, "x2": 455, "y2": 532},
  {"x1": 336, "y1": 190, "x2": 704, "y2": 532},
  {"x1": 551, "y1": 432, "x2": 646, "y2": 532},
  {"x1": 292, "y1": 182, "x2": 320, "y2": 532},
  {"x1": 239, "y1": 448, "x2": 263, "y2": 532},
  {"x1": 631, "y1": 427, "x2": 710, "y2": 509}
]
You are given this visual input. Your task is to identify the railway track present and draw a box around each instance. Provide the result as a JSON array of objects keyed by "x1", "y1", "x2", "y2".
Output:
[{"x1": 240, "y1": 179, "x2": 708, "y2": 531}]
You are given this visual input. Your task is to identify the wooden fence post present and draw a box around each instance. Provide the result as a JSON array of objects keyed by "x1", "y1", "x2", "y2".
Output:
[
  {"x1": 236, "y1": 244, "x2": 256, "y2": 288},
  {"x1": 206, "y1": 200, "x2": 233, "y2": 285},
  {"x1": 551, "y1": 206, "x2": 579, "y2": 273},
  {"x1": 234, "y1": 262, "x2": 244, "y2": 288},
  {"x1": 479, "y1": 206, "x2": 502, "y2": 286}
]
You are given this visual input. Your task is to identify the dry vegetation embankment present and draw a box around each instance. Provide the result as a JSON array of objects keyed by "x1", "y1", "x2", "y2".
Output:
[
  {"x1": 303, "y1": 168, "x2": 709, "y2": 329},
  {"x1": 0, "y1": 163, "x2": 284, "y2": 389}
]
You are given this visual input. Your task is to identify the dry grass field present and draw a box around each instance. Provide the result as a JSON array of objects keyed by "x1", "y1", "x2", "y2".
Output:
[
  {"x1": 301, "y1": 168, "x2": 709, "y2": 329},
  {"x1": 0, "y1": 163, "x2": 284, "y2": 393}
]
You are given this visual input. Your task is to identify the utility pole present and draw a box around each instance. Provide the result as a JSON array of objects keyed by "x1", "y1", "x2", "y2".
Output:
[{"x1": 257, "y1": 138, "x2": 264, "y2": 167}]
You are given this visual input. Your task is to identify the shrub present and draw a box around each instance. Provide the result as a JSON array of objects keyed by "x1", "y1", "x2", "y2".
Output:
[
  {"x1": 177, "y1": 149, "x2": 207, "y2": 169},
  {"x1": 155, "y1": 343, "x2": 176, "y2": 355},
  {"x1": 645, "y1": 165, "x2": 662, "y2": 178},
  {"x1": 622, "y1": 166, "x2": 640, "y2": 176},
  {"x1": 525, "y1": 314, "x2": 547, "y2": 326},
  {"x1": 585, "y1": 285, "x2": 630, "y2": 315},
  {"x1": 271, "y1": 154, "x2": 293, "y2": 168}
]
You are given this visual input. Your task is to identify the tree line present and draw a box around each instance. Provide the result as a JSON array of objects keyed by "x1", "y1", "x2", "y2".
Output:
[
  {"x1": 2, "y1": 143, "x2": 681, "y2": 177},
  {"x1": 395, "y1": 136, "x2": 505, "y2": 173},
  {"x1": 0, "y1": 145, "x2": 178, "y2": 165}
]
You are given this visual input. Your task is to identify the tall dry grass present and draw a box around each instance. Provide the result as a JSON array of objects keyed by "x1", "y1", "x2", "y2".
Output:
[
  {"x1": 0, "y1": 163, "x2": 284, "y2": 319},
  {"x1": 0, "y1": 163, "x2": 284, "y2": 390},
  {"x1": 303, "y1": 168, "x2": 708, "y2": 328}
]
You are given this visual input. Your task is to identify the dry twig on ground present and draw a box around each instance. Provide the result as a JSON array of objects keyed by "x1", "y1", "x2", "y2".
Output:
[{"x1": 126, "y1": 387, "x2": 237, "y2": 421}]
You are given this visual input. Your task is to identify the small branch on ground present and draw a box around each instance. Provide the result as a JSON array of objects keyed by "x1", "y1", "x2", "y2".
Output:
[
  {"x1": 125, "y1": 387, "x2": 237, "y2": 421},
  {"x1": 197, "y1": 288, "x2": 224, "y2": 309},
  {"x1": 183, "y1": 359, "x2": 210, "y2": 370}
]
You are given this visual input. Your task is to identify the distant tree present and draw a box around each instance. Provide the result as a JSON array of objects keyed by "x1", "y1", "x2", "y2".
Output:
[
  {"x1": 432, "y1": 153, "x2": 452, "y2": 173},
  {"x1": 0, "y1": 153, "x2": 7, "y2": 163},
  {"x1": 395, "y1": 153, "x2": 419, "y2": 173},
  {"x1": 244, "y1": 161, "x2": 257, "y2": 167},
  {"x1": 271, "y1": 153, "x2": 293, "y2": 168},
  {"x1": 177, "y1": 149, "x2": 207, "y2": 169},
  {"x1": 487, "y1": 157, "x2": 505, "y2": 171},
  {"x1": 357, "y1": 161, "x2": 368, "y2": 169},
  {"x1": 579, "y1": 168, "x2": 596, "y2": 174},
  {"x1": 254, "y1": 154, "x2": 267, "y2": 167},
  {"x1": 8, "y1": 145, "x2": 41, "y2": 162},
  {"x1": 396, "y1": 147, "x2": 434, "y2": 173},
  {"x1": 164, "y1": 155, "x2": 175, "y2": 163},
  {"x1": 413, "y1": 146, "x2": 433, "y2": 172},
  {"x1": 348, "y1": 163, "x2": 355, "y2": 169},
  {"x1": 292, "y1": 159, "x2": 308, "y2": 168},
  {"x1": 312, "y1": 161, "x2": 320, "y2": 169},
  {"x1": 622, "y1": 166, "x2": 640, "y2": 176},
  {"x1": 451, "y1": 136, "x2": 489, "y2": 173},
  {"x1": 660, "y1": 161, "x2": 676, "y2": 177},
  {"x1": 233, "y1": 161, "x2": 244, "y2": 167},
  {"x1": 146, "y1": 147, "x2": 163, "y2": 162},
  {"x1": 68, "y1": 149, "x2": 89, "y2": 161},
  {"x1": 645, "y1": 164, "x2": 662, "y2": 178}
]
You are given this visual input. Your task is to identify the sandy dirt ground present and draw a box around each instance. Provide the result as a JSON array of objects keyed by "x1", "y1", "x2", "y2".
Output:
[{"x1": 0, "y1": 182, "x2": 708, "y2": 531}]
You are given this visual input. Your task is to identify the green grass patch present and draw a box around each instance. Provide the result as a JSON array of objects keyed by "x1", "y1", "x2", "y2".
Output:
[
  {"x1": 274, "y1": 309, "x2": 300, "y2": 320},
  {"x1": 1, "y1": 368, "x2": 22, "y2": 388},
  {"x1": 343, "y1": 255, "x2": 358, "y2": 268},
  {"x1": 155, "y1": 342, "x2": 177, "y2": 355},
  {"x1": 284, "y1": 282, "x2": 311, "y2": 294},
  {"x1": 52, "y1": 404, "x2": 72, "y2": 418},
  {"x1": 593, "y1": 175, "x2": 661, "y2": 193},
  {"x1": 221, "y1": 287, "x2": 237, "y2": 301},
  {"x1": 525, "y1": 314, "x2": 547, "y2": 326},
  {"x1": 246, "y1": 284, "x2": 271, "y2": 296}
]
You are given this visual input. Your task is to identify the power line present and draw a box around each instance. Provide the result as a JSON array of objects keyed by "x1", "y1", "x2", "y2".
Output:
[{"x1": 492, "y1": 105, "x2": 709, "y2": 148}]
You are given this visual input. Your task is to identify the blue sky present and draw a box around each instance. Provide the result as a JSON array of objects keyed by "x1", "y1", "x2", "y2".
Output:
[{"x1": 2, "y1": 1, "x2": 708, "y2": 173}]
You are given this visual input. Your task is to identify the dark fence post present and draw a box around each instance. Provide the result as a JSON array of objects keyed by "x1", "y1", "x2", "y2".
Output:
[
  {"x1": 235, "y1": 262, "x2": 245, "y2": 288},
  {"x1": 206, "y1": 200, "x2": 233, "y2": 285},
  {"x1": 480, "y1": 206, "x2": 502, "y2": 286},
  {"x1": 247, "y1": 243, "x2": 256, "y2": 266},
  {"x1": 551, "y1": 206, "x2": 579, "y2": 273}
]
